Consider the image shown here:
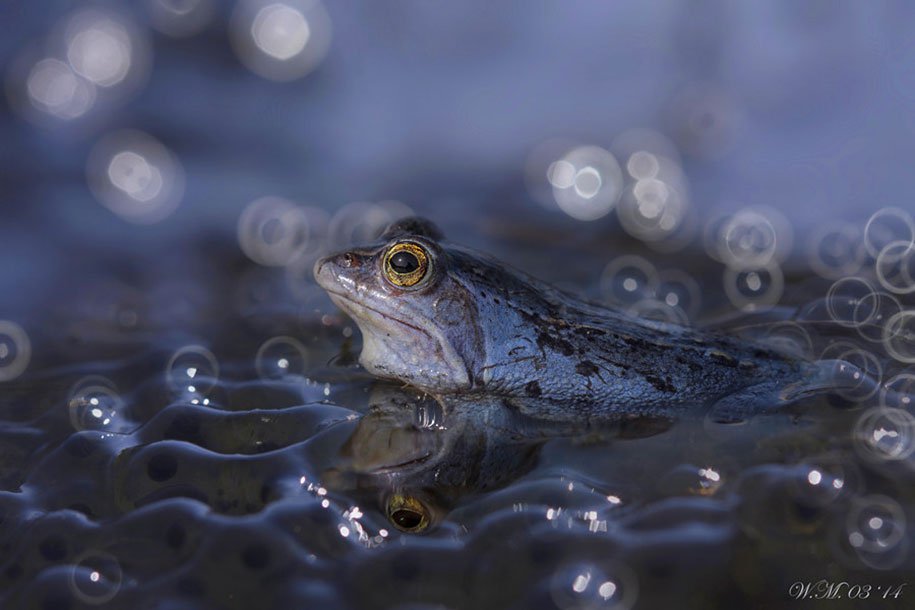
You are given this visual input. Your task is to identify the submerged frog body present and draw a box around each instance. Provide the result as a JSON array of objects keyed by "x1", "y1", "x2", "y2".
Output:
[{"x1": 314, "y1": 218, "x2": 833, "y2": 420}]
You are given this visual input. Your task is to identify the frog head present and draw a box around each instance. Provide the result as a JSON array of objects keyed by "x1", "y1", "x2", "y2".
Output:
[{"x1": 314, "y1": 218, "x2": 486, "y2": 393}]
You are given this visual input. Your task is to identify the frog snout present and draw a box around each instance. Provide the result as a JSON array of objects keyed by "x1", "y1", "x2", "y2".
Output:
[{"x1": 313, "y1": 251, "x2": 365, "y2": 286}]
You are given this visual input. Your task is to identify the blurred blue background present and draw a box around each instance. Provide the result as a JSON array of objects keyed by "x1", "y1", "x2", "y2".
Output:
[{"x1": 2, "y1": 0, "x2": 915, "y2": 321}]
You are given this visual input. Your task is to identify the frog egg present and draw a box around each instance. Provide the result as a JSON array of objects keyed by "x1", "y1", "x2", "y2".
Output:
[
  {"x1": 67, "y1": 376, "x2": 132, "y2": 433},
  {"x1": 68, "y1": 550, "x2": 122, "y2": 604},
  {"x1": 825, "y1": 277, "x2": 878, "y2": 328},
  {"x1": 145, "y1": 0, "x2": 216, "y2": 38},
  {"x1": 0, "y1": 320, "x2": 31, "y2": 382},
  {"x1": 723, "y1": 262, "x2": 783, "y2": 311},
  {"x1": 166, "y1": 345, "x2": 219, "y2": 397},
  {"x1": 549, "y1": 562, "x2": 638, "y2": 610},
  {"x1": 600, "y1": 255, "x2": 658, "y2": 306},
  {"x1": 230, "y1": 0, "x2": 332, "y2": 82},
  {"x1": 789, "y1": 455, "x2": 856, "y2": 507},
  {"x1": 87, "y1": 130, "x2": 185, "y2": 225},
  {"x1": 880, "y1": 372, "x2": 915, "y2": 410},
  {"x1": 255, "y1": 336, "x2": 308, "y2": 380},
  {"x1": 806, "y1": 221, "x2": 865, "y2": 279},
  {"x1": 883, "y1": 310, "x2": 915, "y2": 364},
  {"x1": 551, "y1": 146, "x2": 624, "y2": 222},
  {"x1": 655, "y1": 269, "x2": 701, "y2": 319},
  {"x1": 846, "y1": 495, "x2": 906, "y2": 554},
  {"x1": 853, "y1": 407, "x2": 915, "y2": 462},
  {"x1": 819, "y1": 344, "x2": 881, "y2": 402},
  {"x1": 875, "y1": 240, "x2": 915, "y2": 295},
  {"x1": 863, "y1": 207, "x2": 915, "y2": 259}
]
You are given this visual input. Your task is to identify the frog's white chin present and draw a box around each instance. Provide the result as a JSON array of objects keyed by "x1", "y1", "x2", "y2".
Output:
[{"x1": 327, "y1": 292, "x2": 470, "y2": 392}]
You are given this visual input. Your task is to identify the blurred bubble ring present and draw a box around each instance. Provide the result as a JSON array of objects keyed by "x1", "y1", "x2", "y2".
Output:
[
  {"x1": 0, "y1": 320, "x2": 31, "y2": 382},
  {"x1": 551, "y1": 146, "x2": 623, "y2": 221},
  {"x1": 230, "y1": 0, "x2": 332, "y2": 82},
  {"x1": 883, "y1": 309, "x2": 915, "y2": 364},
  {"x1": 87, "y1": 130, "x2": 185, "y2": 224},
  {"x1": 723, "y1": 261, "x2": 784, "y2": 311},
  {"x1": 68, "y1": 549, "x2": 123, "y2": 605},
  {"x1": 875, "y1": 240, "x2": 915, "y2": 295},
  {"x1": 853, "y1": 407, "x2": 915, "y2": 462},
  {"x1": 864, "y1": 207, "x2": 915, "y2": 260}
]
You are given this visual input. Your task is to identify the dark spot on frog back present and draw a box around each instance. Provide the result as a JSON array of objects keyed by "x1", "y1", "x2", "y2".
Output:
[
  {"x1": 536, "y1": 329, "x2": 575, "y2": 357},
  {"x1": 524, "y1": 381, "x2": 542, "y2": 397},
  {"x1": 575, "y1": 361, "x2": 599, "y2": 377},
  {"x1": 644, "y1": 373, "x2": 676, "y2": 393}
]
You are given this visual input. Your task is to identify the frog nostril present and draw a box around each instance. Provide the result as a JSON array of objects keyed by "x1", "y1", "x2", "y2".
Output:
[{"x1": 341, "y1": 253, "x2": 356, "y2": 268}]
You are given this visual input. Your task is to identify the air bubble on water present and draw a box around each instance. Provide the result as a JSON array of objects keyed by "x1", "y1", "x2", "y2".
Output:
[
  {"x1": 230, "y1": 0, "x2": 332, "y2": 82},
  {"x1": 723, "y1": 262, "x2": 783, "y2": 311},
  {"x1": 853, "y1": 407, "x2": 915, "y2": 462},
  {"x1": 551, "y1": 146, "x2": 624, "y2": 221},
  {"x1": 68, "y1": 376, "x2": 132, "y2": 433},
  {"x1": 846, "y1": 495, "x2": 906, "y2": 555},
  {"x1": 806, "y1": 221, "x2": 865, "y2": 280},
  {"x1": 600, "y1": 256, "x2": 658, "y2": 306},
  {"x1": 819, "y1": 344, "x2": 881, "y2": 402},
  {"x1": 69, "y1": 550, "x2": 123, "y2": 604},
  {"x1": 863, "y1": 207, "x2": 915, "y2": 259},
  {"x1": 0, "y1": 320, "x2": 31, "y2": 382},
  {"x1": 875, "y1": 240, "x2": 915, "y2": 295},
  {"x1": 825, "y1": 277, "x2": 878, "y2": 328},
  {"x1": 255, "y1": 336, "x2": 308, "y2": 380},
  {"x1": 880, "y1": 372, "x2": 915, "y2": 411},
  {"x1": 550, "y1": 562, "x2": 638, "y2": 610},
  {"x1": 166, "y1": 345, "x2": 219, "y2": 398},
  {"x1": 790, "y1": 455, "x2": 856, "y2": 507},
  {"x1": 883, "y1": 310, "x2": 915, "y2": 364},
  {"x1": 854, "y1": 291, "x2": 902, "y2": 344}
]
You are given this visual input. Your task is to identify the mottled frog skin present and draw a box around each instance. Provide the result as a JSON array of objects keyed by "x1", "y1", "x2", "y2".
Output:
[{"x1": 314, "y1": 218, "x2": 823, "y2": 421}]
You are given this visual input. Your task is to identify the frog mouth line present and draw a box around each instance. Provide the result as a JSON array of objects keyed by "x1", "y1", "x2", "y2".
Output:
[{"x1": 324, "y1": 290, "x2": 433, "y2": 339}]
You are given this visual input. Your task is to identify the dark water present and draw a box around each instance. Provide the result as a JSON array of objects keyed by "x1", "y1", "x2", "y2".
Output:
[{"x1": 2, "y1": 2, "x2": 915, "y2": 609}]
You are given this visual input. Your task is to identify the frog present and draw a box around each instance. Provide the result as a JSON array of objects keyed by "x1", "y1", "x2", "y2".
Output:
[{"x1": 313, "y1": 217, "x2": 854, "y2": 422}]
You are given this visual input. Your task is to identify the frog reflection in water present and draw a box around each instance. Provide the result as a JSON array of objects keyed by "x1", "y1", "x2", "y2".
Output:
[
  {"x1": 314, "y1": 217, "x2": 850, "y2": 421},
  {"x1": 324, "y1": 386, "x2": 671, "y2": 533}
]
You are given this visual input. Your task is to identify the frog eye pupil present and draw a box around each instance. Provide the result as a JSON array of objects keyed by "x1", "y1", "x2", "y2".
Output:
[
  {"x1": 391, "y1": 508, "x2": 423, "y2": 530},
  {"x1": 390, "y1": 251, "x2": 419, "y2": 274}
]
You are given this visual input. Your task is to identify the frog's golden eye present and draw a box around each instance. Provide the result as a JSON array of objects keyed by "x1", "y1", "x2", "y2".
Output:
[
  {"x1": 383, "y1": 242, "x2": 429, "y2": 288},
  {"x1": 386, "y1": 493, "x2": 430, "y2": 533}
]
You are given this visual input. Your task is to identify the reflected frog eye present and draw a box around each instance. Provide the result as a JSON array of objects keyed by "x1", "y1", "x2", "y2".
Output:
[
  {"x1": 383, "y1": 242, "x2": 430, "y2": 288},
  {"x1": 386, "y1": 493, "x2": 430, "y2": 533}
]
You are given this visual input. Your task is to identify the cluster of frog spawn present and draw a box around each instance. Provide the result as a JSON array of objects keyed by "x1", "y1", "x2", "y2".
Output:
[{"x1": 0, "y1": 205, "x2": 914, "y2": 610}]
